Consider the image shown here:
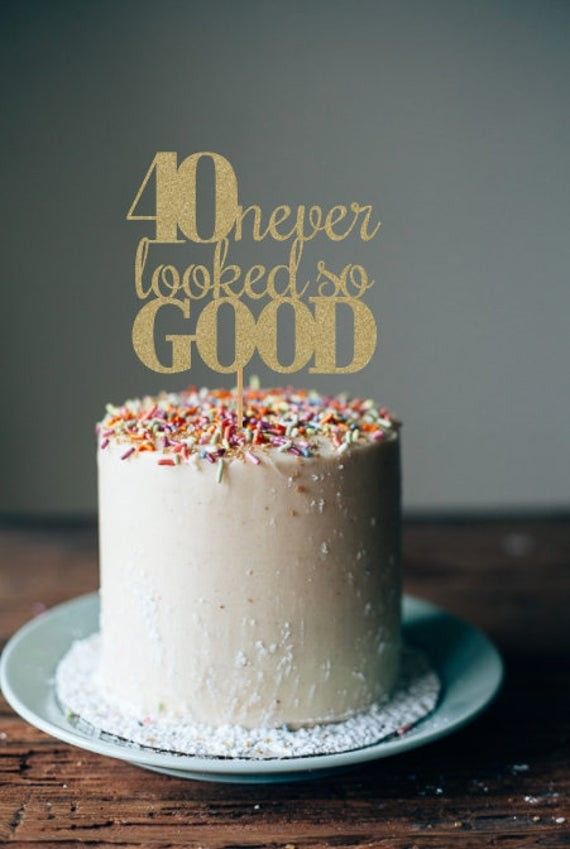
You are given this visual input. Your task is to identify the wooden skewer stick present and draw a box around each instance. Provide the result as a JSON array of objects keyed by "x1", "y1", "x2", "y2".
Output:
[{"x1": 236, "y1": 367, "x2": 244, "y2": 429}]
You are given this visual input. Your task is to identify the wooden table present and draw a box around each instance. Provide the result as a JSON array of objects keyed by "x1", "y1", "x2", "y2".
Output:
[{"x1": 0, "y1": 517, "x2": 568, "y2": 848}]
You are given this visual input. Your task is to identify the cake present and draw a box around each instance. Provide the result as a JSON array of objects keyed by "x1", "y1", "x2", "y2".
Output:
[{"x1": 96, "y1": 387, "x2": 402, "y2": 730}]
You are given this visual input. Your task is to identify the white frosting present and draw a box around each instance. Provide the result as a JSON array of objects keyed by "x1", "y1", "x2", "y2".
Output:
[{"x1": 97, "y1": 435, "x2": 401, "y2": 729}]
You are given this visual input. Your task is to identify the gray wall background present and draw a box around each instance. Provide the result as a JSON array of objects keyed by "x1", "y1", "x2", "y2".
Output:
[{"x1": 1, "y1": 0, "x2": 569, "y2": 514}]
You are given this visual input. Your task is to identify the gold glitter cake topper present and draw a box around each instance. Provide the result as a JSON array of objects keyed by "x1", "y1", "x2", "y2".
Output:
[{"x1": 127, "y1": 152, "x2": 380, "y2": 412}]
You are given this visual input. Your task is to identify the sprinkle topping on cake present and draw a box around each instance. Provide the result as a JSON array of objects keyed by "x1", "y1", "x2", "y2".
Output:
[{"x1": 96, "y1": 387, "x2": 400, "y2": 466}]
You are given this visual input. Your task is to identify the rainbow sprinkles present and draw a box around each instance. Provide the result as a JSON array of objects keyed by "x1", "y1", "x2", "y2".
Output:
[{"x1": 96, "y1": 387, "x2": 400, "y2": 473}]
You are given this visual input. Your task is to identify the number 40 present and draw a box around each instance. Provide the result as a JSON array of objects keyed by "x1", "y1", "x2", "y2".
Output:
[{"x1": 126, "y1": 152, "x2": 239, "y2": 244}]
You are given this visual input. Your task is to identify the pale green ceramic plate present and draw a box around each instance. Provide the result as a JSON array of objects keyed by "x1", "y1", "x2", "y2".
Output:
[{"x1": 1, "y1": 593, "x2": 502, "y2": 783}]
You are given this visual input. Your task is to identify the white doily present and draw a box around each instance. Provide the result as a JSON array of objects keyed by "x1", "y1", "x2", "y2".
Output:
[{"x1": 56, "y1": 634, "x2": 440, "y2": 760}]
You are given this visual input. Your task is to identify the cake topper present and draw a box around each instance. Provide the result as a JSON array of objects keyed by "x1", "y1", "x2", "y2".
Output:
[{"x1": 127, "y1": 152, "x2": 380, "y2": 425}]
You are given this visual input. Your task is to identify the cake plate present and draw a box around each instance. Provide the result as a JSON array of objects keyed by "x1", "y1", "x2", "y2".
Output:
[{"x1": 0, "y1": 593, "x2": 502, "y2": 784}]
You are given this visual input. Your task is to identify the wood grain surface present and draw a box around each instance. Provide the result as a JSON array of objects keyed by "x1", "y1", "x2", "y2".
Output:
[{"x1": 0, "y1": 517, "x2": 568, "y2": 848}]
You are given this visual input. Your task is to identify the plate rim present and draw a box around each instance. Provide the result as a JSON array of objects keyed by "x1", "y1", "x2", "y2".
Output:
[{"x1": 0, "y1": 592, "x2": 503, "y2": 776}]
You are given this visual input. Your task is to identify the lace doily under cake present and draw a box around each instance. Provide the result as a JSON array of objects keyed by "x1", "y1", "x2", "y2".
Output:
[{"x1": 55, "y1": 634, "x2": 440, "y2": 759}]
